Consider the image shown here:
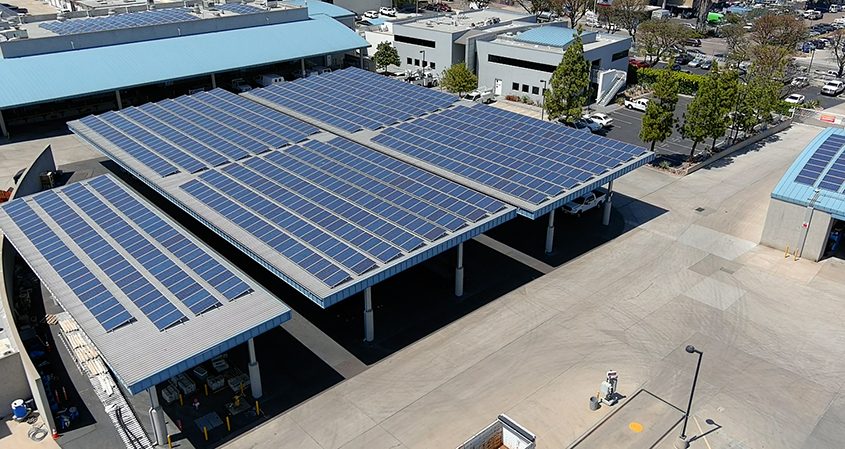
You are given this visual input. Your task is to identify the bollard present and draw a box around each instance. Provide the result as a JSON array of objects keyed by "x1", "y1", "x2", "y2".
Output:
[
  {"x1": 179, "y1": 393, "x2": 183, "y2": 406},
  {"x1": 167, "y1": 435, "x2": 172, "y2": 449},
  {"x1": 226, "y1": 415, "x2": 231, "y2": 432},
  {"x1": 204, "y1": 384, "x2": 208, "y2": 397},
  {"x1": 62, "y1": 386, "x2": 68, "y2": 401},
  {"x1": 55, "y1": 390, "x2": 61, "y2": 405},
  {"x1": 176, "y1": 419, "x2": 182, "y2": 431},
  {"x1": 203, "y1": 426, "x2": 208, "y2": 441},
  {"x1": 794, "y1": 248, "x2": 800, "y2": 261},
  {"x1": 240, "y1": 382, "x2": 244, "y2": 397},
  {"x1": 255, "y1": 400, "x2": 260, "y2": 416},
  {"x1": 784, "y1": 245, "x2": 790, "y2": 258}
]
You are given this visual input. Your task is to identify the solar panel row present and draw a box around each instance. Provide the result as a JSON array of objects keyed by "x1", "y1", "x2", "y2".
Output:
[
  {"x1": 78, "y1": 89, "x2": 319, "y2": 177},
  {"x1": 40, "y1": 8, "x2": 198, "y2": 36},
  {"x1": 180, "y1": 137, "x2": 506, "y2": 288},
  {"x1": 372, "y1": 104, "x2": 646, "y2": 204},
  {"x1": 217, "y1": 3, "x2": 265, "y2": 14},
  {"x1": 248, "y1": 67, "x2": 455, "y2": 133},
  {"x1": 2, "y1": 200, "x2": 136, "y2": 332},
  {"x1": 795, "y1": 134, "x2": 845, "y2": 187}
]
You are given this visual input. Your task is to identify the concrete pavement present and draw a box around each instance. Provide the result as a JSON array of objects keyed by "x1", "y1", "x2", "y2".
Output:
[{"x1": 224, "y1": 123, "x2": 845, "y2": 449}]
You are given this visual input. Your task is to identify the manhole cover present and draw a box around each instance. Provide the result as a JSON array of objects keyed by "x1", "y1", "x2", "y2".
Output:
[{"x1": 695, "y1": 207, "x2": 706, "y2": 212}]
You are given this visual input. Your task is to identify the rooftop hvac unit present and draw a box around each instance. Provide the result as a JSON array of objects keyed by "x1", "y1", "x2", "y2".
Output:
[{"x1": 56, "y1": 12, "x2": 67, "y2": 21}]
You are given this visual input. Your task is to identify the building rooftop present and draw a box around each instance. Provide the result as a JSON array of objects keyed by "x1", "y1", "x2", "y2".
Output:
[
  {"x1": 489, "y1": 24, "x2": 629, "y2": 54},
  {"x1": 398, "y1": 8, "x2": 532, "y2": 33}
]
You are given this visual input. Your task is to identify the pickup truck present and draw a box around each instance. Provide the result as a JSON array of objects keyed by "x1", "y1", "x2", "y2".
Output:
[
  {"x1": 623, "y1": 98, "x2": 649, "y2": 112},
  {"x1": 465, "y1": 88, "x2": 494, "y2": 104},
  {"x1": 561, "y1": 189, "x2": 607, "y2": 216},
  {"x1": 230, "y1": 78, "x2": 253, "y2": 93}
]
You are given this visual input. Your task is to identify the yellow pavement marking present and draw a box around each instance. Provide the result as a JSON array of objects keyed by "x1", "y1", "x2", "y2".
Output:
[{"x1": 629, "y1": 422, "x2": 644, "y2": 433}]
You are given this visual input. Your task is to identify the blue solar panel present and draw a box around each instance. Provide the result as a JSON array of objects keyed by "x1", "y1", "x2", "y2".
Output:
[
  {"x1": 75, "y1": 89, "x2": 319, "y2": 176},
  {"x1": 39, "y1": 8, "x2": 199, "y2": 36},
  {"x1": 248, "y1": 67, "x2": 456, "y2": 133},
  {"x1": 371, "y1": 104, "x2": 648, "y2": 205},
  {"x1": 795, "y1": 134, "x2": 845, "y2": 186},
  {"x1": 32, "y1": 190, "x2": 188, "y2": 330},
  {"x1": 217, "y1": 3, "x2": 265, "y2": 14},
  {"x1": 179, "y1": 137, "x2": 507, "y2": 289},
  {"x1": 1, "y1": 200, "x2": 135, "y2": 332}
]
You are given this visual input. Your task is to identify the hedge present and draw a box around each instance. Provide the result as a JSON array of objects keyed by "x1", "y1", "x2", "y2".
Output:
[{"x1": 636, "y1": 67, "x2": 707, "y2": 95}]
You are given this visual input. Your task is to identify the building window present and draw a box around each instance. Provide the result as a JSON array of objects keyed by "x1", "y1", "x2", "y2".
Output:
[
  {"x1": 532, "y1": 86, "x2": 539, "y2": 95},
  {"x1": 488, "y1": 54, "x2": 557, "y2": 73},
  {"x1": 395, "y1": 34, "x2": 437, "y2": 48},
  {"x1": 591, "y1": 59, "x2": 601, "y2": 68},
  {"x1": 414, "y1": 59, "x2": 420, "y2": 66},
  {"x1": 611, "y1": 50, "x2": 629, "y2": 61},
  {"x1": 407, "y1": 57, "x2": 412, "y2": 65},
  {"x1": 429, "y1": 62, "x2": 436, "y2": 70},
  {"x1": 512, "y1": 82, "x2": 519, "y2": 90},
  {"x1": 522, "y1": 84, "x2": 529, "y2": 92}
]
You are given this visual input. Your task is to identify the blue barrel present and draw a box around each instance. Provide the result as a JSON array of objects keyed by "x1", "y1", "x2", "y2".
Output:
[{"x1": 11, "y1": 399, "x2": 27, "y2": 420}]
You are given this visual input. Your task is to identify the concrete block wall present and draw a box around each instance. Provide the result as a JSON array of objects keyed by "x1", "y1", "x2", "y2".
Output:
[{"x1": 761, "y1": 197, "x2": 833, "y2": 262}]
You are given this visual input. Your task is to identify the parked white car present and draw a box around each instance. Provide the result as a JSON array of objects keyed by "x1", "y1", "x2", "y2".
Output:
[
  {"x1": 784, "y1": 94, "x2": 805, "y2": 104},
  {"x1": 822, "y1": 80, "x2": 845, "y2": 96},
  {"x1": 583, "y1": 112, "x2": 613, "y2": 128},
  {"x1": 623, "y1": 98, "x2": 649, "y2": 112},
  {"x1": 363, "y1": 10, "x2": 378, "y2": 18},
  {"x1": 379, "y1": 6, "x2": 396, "y2": 16},
  {"x1": 578, "y1": 117, "x2": 603, "y2": 132},
  {"x1": 791, "y1": 76, "x2": 809, "y2": 88},
  {"x1": 561, "y1": 189, "x2": 607, "y2": 216}
]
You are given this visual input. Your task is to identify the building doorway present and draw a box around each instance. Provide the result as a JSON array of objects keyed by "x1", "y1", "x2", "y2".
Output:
[{"x1": 494, "y1": 79, "x2": 502, "y2": 96}]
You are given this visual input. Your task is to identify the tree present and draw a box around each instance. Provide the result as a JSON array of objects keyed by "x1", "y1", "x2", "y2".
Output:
[
  {"x1": 695, "y1": 0, "x2": 714, "y2": 29},
  {"x1": 514, "y1": 0, "x2": 549, "y2": 14},
  {"x1": 679, "y1": 68, "x2": 720, "y2": 161},
  {"x1": 720, "y1": 22, "x2": 750, "y2": 63},
  {"x1": 372, "y1": 42, "x2": 400, "y2": 71},
  {"x1": 440, "y1": 63, "x2": 478, "y2": 97},
  {"x1": 637, "y1": 20, "x2": 695, "y2": 65},
  {"x1": 544, "y1": 33, "x2": 590, "y2": 123},
  {"x1": 639, "y1": 69, "x2": 680, "y2": 151},
  {"x1": 830, "y1": 29, "x2": 845, "y2": 78},
  {"x1": 553, "y1": 0, "x2": 590, "y2": 28},
  {"x1": 751, "y1": 13, "x2": 805, "y2": 49},
  {"x1": 608, "y1": 0, "x2": 647, "y2": 42}
]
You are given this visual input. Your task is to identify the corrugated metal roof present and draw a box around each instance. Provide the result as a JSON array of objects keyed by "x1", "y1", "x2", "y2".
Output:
[
  {"x1": 772, "y1": 126, "x2": 845, "y2": 220},
  {"x1": 0, "y1": 174, "x2": 291, "y2": 394},
  {"x1": 514, "y1": 26, "x2": 595, "y2": 48},
  {"x1": 0, "y1": 16, "x2": 368, "y2": 109}
]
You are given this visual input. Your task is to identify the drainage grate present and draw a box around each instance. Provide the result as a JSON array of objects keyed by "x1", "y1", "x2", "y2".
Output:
[
  {"x1": 695, "y1": 207, "x2": 706, "y2": 212},
  {"x1": 719, "y1": 266, "x2": 736, "y2": 274}
]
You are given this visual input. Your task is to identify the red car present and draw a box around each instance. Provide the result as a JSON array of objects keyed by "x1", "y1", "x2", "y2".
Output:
[{"x1": 628, "y1": 58, "x2": 650, "y2": 69}]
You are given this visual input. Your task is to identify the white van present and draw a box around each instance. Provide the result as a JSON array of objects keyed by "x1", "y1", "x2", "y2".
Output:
[
  {"x1": 255, "y1": 73, "x2": 285, "y2": 87},
  {"x1": 830, "y1": 4, "x2": 840, "y2": 13},
  {"x1": 651, "y1": 9, "x2": 671, "y2": 19}
]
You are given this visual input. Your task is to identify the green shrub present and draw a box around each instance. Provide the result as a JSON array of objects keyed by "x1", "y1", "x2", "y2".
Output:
[{"x1": 636, "y1": 68, "x2": 706, "y2": 95}]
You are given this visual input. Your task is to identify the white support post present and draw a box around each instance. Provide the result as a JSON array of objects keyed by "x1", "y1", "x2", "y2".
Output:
[
  {"x1": 545, "y1": 209, "x2": 555, "y2": 254},
  {"x1": 364, "y1": 287, "x2": 374, "y2": 342},
  {"x1": 0, "y1": 110, "x2": 8, "y2": 139},
  {"x1": 115, "y1": 90, "x2": 123, "y2": 110},
  {"x1": 148, "y1": 386, "x2": 167, "y2": 446},
  {"x1": 602, "y1": 180, "x2": 614, "y2": 226},
  {"x1": 248, "y1": 338, "x2": 262, "y2": 399},
  {"x1": 455, "y1": 242, "x2": 464, "y2": 297},
  {"x1": 301, "y1": 58, "x2": 306, "y2": 78},
  {"x1": 211, "y1": 73, "x2": 217, "y2": 89}
]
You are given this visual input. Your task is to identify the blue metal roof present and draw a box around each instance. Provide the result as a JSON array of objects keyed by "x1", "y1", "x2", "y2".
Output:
[
  {"x1": 772, "y1": 127, "x2": 845, "y2": 221},
  {"x1": 514, "y1": 26, "x2": 596, "y2": 48},
  {"x1": 0, "y1": 16, "x2": 368, "y2": 109}
]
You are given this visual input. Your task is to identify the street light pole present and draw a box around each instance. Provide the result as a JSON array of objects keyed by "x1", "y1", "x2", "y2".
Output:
[
  {"x1": 808, "y1": 48, "x2": 816, "y2": 75},
  {"x1": 676, "y1": 345, "x2": 704, "y2": 449},
  {"x1": 540, "y1": 80, "x2": 547, "y2": 121},
  {"x1": 420, "y1": 50, "x2": 426, "y2": 69}
]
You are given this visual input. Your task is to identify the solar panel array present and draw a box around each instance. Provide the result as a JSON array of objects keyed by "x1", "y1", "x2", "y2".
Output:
[
  {"x1": 76, "y1": 89, "x2": 319, "y2": 177},
  {"x1": 795, "y1": 134, "x2": 845, "y2": 189},
  {"x1": 0, "y1": 175, "x2": 252, "y2": 332},
  {"x1": 218, "y1": 3, "x2": 265, "y2": 14},
  {"x1": 372, "y1": 104, "x2": 648, "y2": 205},
  {"x1": 39, "y1": 8, "x2": 199, "y2": 35},
  {"x1": 247, "y1": 67, "x2": 456, "y2": 133},
  {"x1": 180, "y1": 137, "x2": 507, "y2": 288}
]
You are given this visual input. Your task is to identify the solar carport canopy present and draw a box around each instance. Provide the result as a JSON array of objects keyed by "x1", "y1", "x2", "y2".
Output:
[
  {"x1": 0, "y1": 175, "x2": 291, "y2": 394},
  {"x1": 69, "y1": 92, "x2": 516, "y2": 308}
]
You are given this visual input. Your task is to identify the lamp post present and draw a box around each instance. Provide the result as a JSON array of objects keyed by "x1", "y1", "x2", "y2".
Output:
[
  {"x1": 420, "y1": 50, "x2": 426, "y2": 69},
  {"x1": 540, "y1": 80, "x2": 548, "y2": 121},
  {"x1": 808, "y1": 48, "x2": 816, "y2": 74},
  {"x1": 675, "y1": 345, "x2": 703, "y2": 449}
]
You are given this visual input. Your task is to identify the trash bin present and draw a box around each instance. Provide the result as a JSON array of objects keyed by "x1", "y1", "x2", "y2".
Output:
[{"x1": 589, "y1": 396, "x2": 600, "y2": 411}]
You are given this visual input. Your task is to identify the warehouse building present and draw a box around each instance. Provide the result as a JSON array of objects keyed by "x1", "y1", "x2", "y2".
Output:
[
  {"x1": 762, "y1": 127, "x2": 845, "y2": 261},
  {"x1": 0, "y1": 0, "x2": 366, "y2": 137}
]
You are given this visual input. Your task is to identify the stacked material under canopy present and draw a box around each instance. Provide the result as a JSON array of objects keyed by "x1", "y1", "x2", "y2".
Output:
[{"x1": 0, "y1": 174, "x2": 291, "y2": 394}]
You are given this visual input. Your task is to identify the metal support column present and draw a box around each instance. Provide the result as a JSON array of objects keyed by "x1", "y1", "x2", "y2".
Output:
[
  {"x1": 545, "y1": 209, "x2": 555, "y2": 254},
  {"x1": 211, "y1": 73, "x2": 217, "y2": 89},
  {"x1": 247, "y1": 338, "x2": 262, "y2": 399},
  {"x1": 301, "y1": 58, "x2": 306, "y2": 78},
  {"x1": 364, "y1": 287, "x2": 374, "y2": 342},
  {"x1": 148, "y1": 386, "x2": 167, "y2": 446},
  {"x1": 0, "y1": 110, "x2": 8, "y2": 139},
  {"x1": 360, "y1": 50, "x2": 365, "y2": 69},
  {"x1": 115, "y1": 90, "x2": 123, "y2": 110},
  {"x1": 455, "y1": 242, "x2": 464, "y2": 297},
  {"x1": 602, "y1": 180, "x2": 614, "y2": 226}
]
